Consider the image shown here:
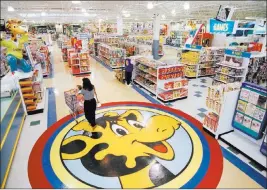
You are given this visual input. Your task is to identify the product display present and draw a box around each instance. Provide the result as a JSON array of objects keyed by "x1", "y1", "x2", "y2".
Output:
[
  {"x1": 213, "y1": 49, "x2": 250, "y2": 85},
  {"x1": 134, "y1": 57, "x2": 188, "y2": 102},
  {"x1": 69, "y1": 52, "x2": 91, "y2": 75},
  {"x1": 203, "y1": 82, "x2": 241, "y2": 138},
  {"x1": 0, "y1": 47, "x2": 9, "y2": 77},
  {"x1": 98, "y1": 43, "x2": 126, "y2": 69},
  {"x1": 233, "y1": 82, "x2": 267, "y2": 139}
]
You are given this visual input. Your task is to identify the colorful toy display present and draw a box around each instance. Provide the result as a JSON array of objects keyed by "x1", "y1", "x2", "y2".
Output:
[
  {"x1": 246, "y1": 56, "x2": 267, "y2": 87},
  {"x1": 0, "y1": 19, "x2": 32, "y2": 73},
  {"x1": 233, "y1": 82, "x2": 267, "y2": 140},
  {"x1": 134, "y1": 57, "x2": 188, "y2": 102},
  {"x1": 98, "y1": 43, "x2": 126, "y2": 69},
  {"x1": 203, "y1": 82, "x2": 241, "y2": 138}
]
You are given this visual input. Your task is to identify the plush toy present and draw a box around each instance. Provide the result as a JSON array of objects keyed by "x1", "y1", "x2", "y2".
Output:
[{"x1": 0, "y1": 19, "x2": 32, "y2": 73}]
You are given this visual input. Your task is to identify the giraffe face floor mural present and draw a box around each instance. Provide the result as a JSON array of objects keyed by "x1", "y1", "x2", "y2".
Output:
[{"x1": 28, "y1": 102, "x2": 223, "y2": 189}]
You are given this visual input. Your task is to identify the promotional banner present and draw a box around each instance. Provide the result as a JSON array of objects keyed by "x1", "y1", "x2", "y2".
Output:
[
  {"x1": 215, "y1": 5, "x2": 235, "y2": 22},
  {"x1": 209, "y1": 19, "x2": 236, "y2": 34}
]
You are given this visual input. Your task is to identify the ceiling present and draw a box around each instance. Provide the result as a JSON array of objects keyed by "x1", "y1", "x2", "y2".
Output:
[{"x1": 1, "y1": 1, "x2": 266, "y2": 24}]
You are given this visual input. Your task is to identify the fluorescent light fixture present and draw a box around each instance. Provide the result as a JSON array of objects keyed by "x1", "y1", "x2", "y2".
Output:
[
  {"x1": 162, "y1": 14, "x2": 166, "y2": 19},
  {"x1": 79, "y1": 20, "x2": 83, "y2": 22},
  {"x1": 171, "y1": 9, "x2": 176, "y2": 15},
  {"x1": 32, "y1": 20, "x2": 35, "y2": 23},
  {"x1": 8, "y1": 6, "x2": 15, "y2": 12},
  {"x1": 122, "y1": 10, "x2": 127, "y2": 14},
  {"x1": 184, "y1": 2, "x2": 190, "y2": 10},
  {"x1": 135, "y1": 18, "x2": 138, "y2": 21},
  {"x1": 84, "y1": 12, "x2": 89, "y2": 16},
  {"x1": 41, "y1": 12, "x2": 46, "y2": 16},
  {"x1": 23, "y1": 19, "x2": 27, "y2": 22},
  {"x1": 124, "y1": 13, "x2": 130, "y2": 17},
  {"x1": 147, "y1": 2, "x2": 153, "y2": 9},
  {"x1": 99, "y1": 18, "x2": 103, "y2": 22},
  {"x1": 81, "y1": 8, "x2": 86, "y2": 13},
  {"x1": 72, "y1": 1, "x2": 81, "y2": 4}
]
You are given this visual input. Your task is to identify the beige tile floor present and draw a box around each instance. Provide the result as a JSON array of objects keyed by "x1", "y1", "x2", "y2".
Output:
[{"x1": 43, "y1": 44, "x2": 262, "y2": 188}]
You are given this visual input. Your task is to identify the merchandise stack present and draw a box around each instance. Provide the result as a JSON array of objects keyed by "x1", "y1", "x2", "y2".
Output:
[
  {"x1": 203, "y1": 82, "x2": 241, "y2": 138},
  {"x1": 166, "y1": 30, "x2": 189, "y2": 47},
  {"x1": 198, "y1": 47, "x2": 224, "y2": 77},
  {"x1": 134, "y1": 57, "x2": 188, "y2": 102},
  {"x1": 0, "y1": 47, "x2": 9, "y2": 77},
  {"x1": 16, "y1": 64, "x2": 45, "y2": 115},
  {"x1": 69, "y1": 52, "x2": 91, "y2": 75},
  {"x1": 213, "y1": 49, "x2": 250, "y2": 85},
  {"x1": 98, "y1": 43, "x2": 126, "y2": 69},
  {"x1": 181, "y1": 48, "x2": 201, "y2": 78}
]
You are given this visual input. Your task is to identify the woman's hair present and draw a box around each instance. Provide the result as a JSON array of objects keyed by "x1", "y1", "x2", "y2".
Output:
[{"x1": 82, "y1": 78, "x2": 94, "y2": 91}]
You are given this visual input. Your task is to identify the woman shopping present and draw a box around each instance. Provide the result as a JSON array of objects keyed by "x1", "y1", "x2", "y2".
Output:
[
  {"x1": 79, "y1": 78, "x2": 100, "y2": 131},
  {"x1": 125, "y1": 58, "x2": 133, "y2": 86}
]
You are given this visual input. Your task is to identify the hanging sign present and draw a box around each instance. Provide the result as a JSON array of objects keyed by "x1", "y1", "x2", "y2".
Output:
[
  {"x1": 209, "y1": 19, "x2": 236, "y2": 34},
  {"x1": 185, "y1": 44, "x2": 202, "y2": 50},
  {"x1": 215, "y1": 5, "x2": 235, "y2": 22}
]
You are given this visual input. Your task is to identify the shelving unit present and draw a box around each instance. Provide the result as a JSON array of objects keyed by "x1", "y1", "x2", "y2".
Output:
[
  {"x1": 69, "y1": 52, "x2": 91, "y2": 75},
  {"x1": 134, "y1": 57, "x2": 188, "y2": 102},
  {"x1": 15, "y1": 64, "x2": 46, "y2": 115},
  {"x1": 97, "y1": 43, "x2": 126, "y2": 69},
  {"x1": 203, "y1": 83, "x2": 241, "y2": 139},
  {"x1": 213, "y1": 49, "x2": 250, "y2": 85}
]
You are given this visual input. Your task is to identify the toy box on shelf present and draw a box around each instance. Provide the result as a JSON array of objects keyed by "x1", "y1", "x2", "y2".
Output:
[
  {"x1": 67, "y1": 48, "x2": 76, "y2": 67},
  {"x1": 213, "y1": 49, "x2": 250, "y2": 85},
  {"x1": 69, "y1": 52, "x2": 91, "y2": 75},
  {"x1": 203, "y1": 82, "x2": 241, "y2": 139},
  {"x1": 181, "y1": 44, "x2": 202, "y2": 78},
  {"x1": 39, "y1": 45, "x2": 51, "y2": 77},
  {"x1": 220, "y1": 82, "x2": 267, "y2": 167},
  {"x1": 15, "y1": 64, "x2": 46, "y2": 115},
  {"x1": 1, "y1": 47, "x2": 9, "y2": 77},
  {"x1": 97, "y1": 43, "x2": 126, "y2": 69},
  {"x1": 198, "y1": 47, "x2": 224, "y2": 77},
  {"x1": 134, "y1": 57, "x2": 188, "y2": 102},
  {"x1": 166, "y1": 30, "x2": 189, "y2": 47}
]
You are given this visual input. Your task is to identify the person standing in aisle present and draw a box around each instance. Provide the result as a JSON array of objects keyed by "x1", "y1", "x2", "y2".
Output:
[
  {"x1": 79, "y1": 78, "x2": 100, "y2": 135},
  {"x1": 125, "y1": 58, "x2": 133, "y2": 86}
]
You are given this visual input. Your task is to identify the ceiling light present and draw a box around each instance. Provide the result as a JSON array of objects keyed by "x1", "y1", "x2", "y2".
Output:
[
  {"x1": 81, "y1": 8, "x2": 86, "y2": 13},
  {"x1": 184, "y1": 2, "x2": 190, "y2": 10},
  {"x1": 162, "y1": 14, "x2": 166, "y2": 19},
  {"x1": 99, "y1": 18, "x2": 103, "y2": 22},
  {"x1": 171, "y1": 9, "x2": 176, "y2": 15},
  {"x1": 72, "y1": 1, "x2": 81, "y2": 4},
  {"x1": 41, "y1": 12, "x2": 46, "y2": 16},
  {"x1": 84, "y1": 12, "x2": 89, "y2": 16},
  {"x1": 8, "y1": 6, "x2": 15, "y2": 12},
  {"x1": 135, "y1": 18, "x2": 138, "y2": 21},
  {"x1": 23, "y1": 19, "x2": 27, "y2": 22},
  {"x1": 147, "y1": 2, "x2": 154, "y2": 9},
  {"x1": 32, "y1": 20, "x2": 35, "y2": 23},
  {"x1": 122, "y1": 10, "x2": 127, "y2": 14},
  {"x1": 124, "y1": 13, "x2": 130, "y2": 17},
  {"x1": 79, "y1": 20, "x2": 83, "y2": 22}
]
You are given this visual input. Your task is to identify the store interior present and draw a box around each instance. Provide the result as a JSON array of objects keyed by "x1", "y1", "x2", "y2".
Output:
[{"x1": 0, "y1": 1, "x2": 267, "y2": 189}]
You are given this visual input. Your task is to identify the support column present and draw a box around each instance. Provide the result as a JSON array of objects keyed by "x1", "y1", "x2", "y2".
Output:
[
  {"x1": 117, "y1": 16, "x2": 123, "y2": 36},
  {"x1": 152, "y1": 13, "x2": 160, "y2": 60}
]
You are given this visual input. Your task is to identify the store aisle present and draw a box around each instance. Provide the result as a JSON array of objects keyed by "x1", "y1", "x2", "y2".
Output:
[
  {"x1": 44, "y1": 43, "x2": 149, "y2": 120},
  {"x1": 5, "y1": 43, "x2": 266, "y2": 189}
]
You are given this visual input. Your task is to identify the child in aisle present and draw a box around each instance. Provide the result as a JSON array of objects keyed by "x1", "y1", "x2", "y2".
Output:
[
  {"x1": 78, "y1": 78, "x2": 100, "y2": 136},
  {"x1": 125, "y1": 58, "x2": 133, "y2": 86}
]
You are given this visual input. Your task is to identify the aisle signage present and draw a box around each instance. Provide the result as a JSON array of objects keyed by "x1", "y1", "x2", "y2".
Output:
[
  {"x1": 185, "y1": 44, "x2": 202, "y2": 50},
  {"x1": 225, "y1": 49, "x2": 251, "y2": 58},
  {"x1": 209, "y1": 19, "x2": 235, "y2": 34}
]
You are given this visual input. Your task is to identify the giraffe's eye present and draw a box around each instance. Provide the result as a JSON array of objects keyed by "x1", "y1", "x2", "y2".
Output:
[
  {"x1": 128, "y1": 120, "x2": 144, "y2": 129},
  {"x1": 111, "y1": 124, "x2": 129, "y2": 137}
]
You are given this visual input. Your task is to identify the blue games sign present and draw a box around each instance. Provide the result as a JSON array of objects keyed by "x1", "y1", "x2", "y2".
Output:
[{"x1": 209, "y1": 19, "x2": 235, "y2": 34}]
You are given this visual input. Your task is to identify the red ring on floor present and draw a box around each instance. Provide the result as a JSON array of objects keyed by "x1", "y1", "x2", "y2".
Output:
[{"x1": 28, "y1": 101, "x2": 223, "y2": 188}]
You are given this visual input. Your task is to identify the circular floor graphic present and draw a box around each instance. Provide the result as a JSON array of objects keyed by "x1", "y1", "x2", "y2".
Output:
[{"x1": 28, "y1": 102, "x2": 223, "y2": 189}]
